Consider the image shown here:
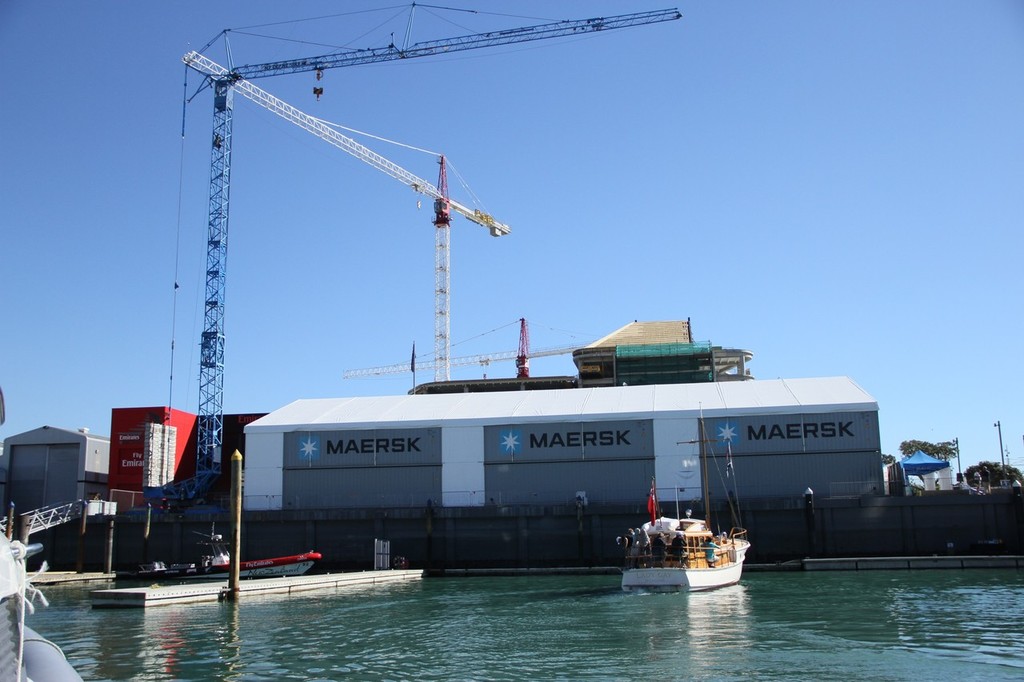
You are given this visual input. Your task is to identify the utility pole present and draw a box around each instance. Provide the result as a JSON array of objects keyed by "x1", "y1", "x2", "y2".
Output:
[
  {"x1": 953, "y1": 437, "x2": 961, "y2": 479},
  {"x1": 995, "y1": 421, "x2": 1006, "y2": 474}
]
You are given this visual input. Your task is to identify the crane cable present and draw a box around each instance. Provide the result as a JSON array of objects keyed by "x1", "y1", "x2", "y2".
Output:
[
  {"x1": 312, "y1": 116, "x2": 491, "y2": 216},
  {"x1": 312, "y1": 115, "x2": 439, "y2": 157},
  {"x1": 167, "y1": 64, "x2": 189, "y2": 414}
]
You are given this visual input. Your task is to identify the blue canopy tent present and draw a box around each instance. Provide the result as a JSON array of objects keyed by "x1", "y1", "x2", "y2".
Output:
[{"x1": 900, "y1": 451, "x2": 951, "y2": 476}]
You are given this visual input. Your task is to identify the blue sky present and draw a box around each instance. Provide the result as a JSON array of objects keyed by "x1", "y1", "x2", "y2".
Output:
[{"x1": 1, "y1": 1, "x2": 1021, "y2": 473}]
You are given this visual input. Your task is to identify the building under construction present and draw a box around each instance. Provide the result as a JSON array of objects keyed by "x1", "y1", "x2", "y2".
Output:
[{"x1": 412, "y1": 319, "x2": 753, "y2": 394}]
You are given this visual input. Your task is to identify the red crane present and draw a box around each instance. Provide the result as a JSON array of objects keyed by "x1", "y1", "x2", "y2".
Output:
[
  {"x1": 433, "y1": 156, "x2": 451, "y2": 229},
  {"x1": 516, "y1": 318, "x2": 531, "y2": 378}
]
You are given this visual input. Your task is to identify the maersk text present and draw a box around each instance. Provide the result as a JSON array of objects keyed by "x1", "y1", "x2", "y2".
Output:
[
  {"x1": 325, "y1": 438, "x2": 421, "y2": 454},
  {"x1": 528, "y1": 430, "x2": 631, "y2": 449},
  {"x1": 747, "y1": 422, "x2": 854, "y2": 440}
]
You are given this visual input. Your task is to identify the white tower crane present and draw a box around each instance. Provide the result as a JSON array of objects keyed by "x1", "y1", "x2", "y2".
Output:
[{"x1": 184, "y1": 52, "x2": 510, "y2": 384}]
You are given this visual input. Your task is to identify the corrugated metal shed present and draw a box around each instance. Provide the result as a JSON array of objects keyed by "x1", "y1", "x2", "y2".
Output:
[
  {"x1": 2, "y1": 426, "x2": 110, "y2": 510},
  {"x1": 247, "y1": 377, "x2": 876, "y2": 432}
]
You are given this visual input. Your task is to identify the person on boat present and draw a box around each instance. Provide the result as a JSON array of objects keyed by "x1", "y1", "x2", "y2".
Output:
[
  {"x1": 651, "y1": 535, "x2": 666, "y2": 565},
  {"x1": 617, "y1": 531, "x2": 633, "y2": 563},
  {"x1": 703, "y1": 537, "x2": 720, "y2": 567},
  {"x1": 625, "y1": 529, "x2": 640, "y2": 567},
  {"x1": 636, "y1": 527, "x2": 651, "y2": 566},
  {"x1": 670, "y1": 533, "x2": 684, "y2": 563}
]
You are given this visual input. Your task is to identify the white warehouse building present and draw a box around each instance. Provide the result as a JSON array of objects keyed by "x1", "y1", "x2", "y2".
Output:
[{"x1": 243, "y1": 376, "x2": 883, "y2": 511}]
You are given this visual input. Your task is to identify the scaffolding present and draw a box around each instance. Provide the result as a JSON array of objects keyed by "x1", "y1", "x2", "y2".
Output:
[{"x1": 615, "y1": 342, "x2": 715, "y2": 386}]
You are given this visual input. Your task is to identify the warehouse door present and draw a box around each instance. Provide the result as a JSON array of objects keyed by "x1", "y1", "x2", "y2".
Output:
[{"x1": 8, "y1": 443, "x2": 79, "y2": 510}]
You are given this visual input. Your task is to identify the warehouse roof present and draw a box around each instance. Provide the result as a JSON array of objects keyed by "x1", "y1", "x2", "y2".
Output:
[{"x1": 247, "y1": 376, "x2": 877, "y2": 432}]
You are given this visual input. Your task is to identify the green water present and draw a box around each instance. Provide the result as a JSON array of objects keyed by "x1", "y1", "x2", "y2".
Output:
[{"x1": 25, "y1": 569, "x2": 1024, "y2": 681}]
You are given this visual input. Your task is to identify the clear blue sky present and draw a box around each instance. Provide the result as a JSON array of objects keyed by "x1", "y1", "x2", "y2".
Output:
[{"x1": 1, "y1": 1, "x2": 1021, "y2": 473}]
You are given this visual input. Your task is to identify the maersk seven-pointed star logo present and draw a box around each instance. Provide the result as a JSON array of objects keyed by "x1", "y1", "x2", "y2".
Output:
[
  {"x1": 298, "y1": 434, "x2": 320, "y2": 463},
  {"x1": 500, "y1": 429, "x2": 522, "y2": 456},
  {"x1": 716, "y1": 421, "x2": 739, "y2": 444}
]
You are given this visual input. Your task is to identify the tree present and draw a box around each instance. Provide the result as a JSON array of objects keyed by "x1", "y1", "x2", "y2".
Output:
[
  {"x1": 964, "y1": 461, "x2": 1023, "y2": 487},
  {"x1": 898, "y1": 439, "x2": 957, "y2": 461},
  {"x1": 881, "y1": 453, "x2": 896, "y2": 466}
]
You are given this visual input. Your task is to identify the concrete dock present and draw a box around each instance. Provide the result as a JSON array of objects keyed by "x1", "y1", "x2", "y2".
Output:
[
  {"x1": 33, "y1": 571, "x2": 116, "y2": 585},
  {"x1": 90, "y1": 569, "x2": 423, "y2": 608},
  {"x1": 802, "y1": 555, "x2": 1024, "y2": 571}
]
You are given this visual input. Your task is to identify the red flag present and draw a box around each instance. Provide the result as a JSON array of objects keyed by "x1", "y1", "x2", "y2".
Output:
[{"x1": 647, "y1": 480, "x2": 658, "y2": 524}]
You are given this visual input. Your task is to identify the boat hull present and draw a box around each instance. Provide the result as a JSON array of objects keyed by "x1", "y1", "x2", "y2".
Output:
[
  {"x1": 122, "y1": 552, "x2": 321, "y2": 581},
  {"x1": 237, "y1": 555, "x2": 319, "y2": 579},
  {"x1": 621, "y1": 560, "x2": 744, "y2": 593}
]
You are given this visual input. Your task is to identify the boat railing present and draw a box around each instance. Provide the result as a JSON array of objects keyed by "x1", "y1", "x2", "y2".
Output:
[{"x1": 622, "y1": 531, "x2": 740, "y2": 570}]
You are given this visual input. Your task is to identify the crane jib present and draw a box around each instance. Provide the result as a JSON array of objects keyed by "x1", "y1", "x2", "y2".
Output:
[{"x1": 214, "y1": 9, "x2": 682, "y2": 80}]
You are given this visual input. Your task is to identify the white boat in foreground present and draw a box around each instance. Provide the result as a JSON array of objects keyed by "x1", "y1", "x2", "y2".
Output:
[{"x1": 620, "y1": 515, "x2": 751, "y2": 593}]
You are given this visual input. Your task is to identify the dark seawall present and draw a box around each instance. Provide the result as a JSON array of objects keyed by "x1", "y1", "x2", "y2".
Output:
[{"x1": 29, "y1": 489, "x2": 1024, "y2": 572}]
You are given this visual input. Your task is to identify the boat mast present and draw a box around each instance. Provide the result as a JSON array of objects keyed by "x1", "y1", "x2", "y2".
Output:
[{"x1": 700, "y1": 415, "x2": 713, "y2": 532}]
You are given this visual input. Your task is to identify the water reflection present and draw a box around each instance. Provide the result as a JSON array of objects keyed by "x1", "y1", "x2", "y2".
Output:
[
  {"x1": 686, "y1": 583, "x2": 752, "y2": 651},
  {"x1": 219, "y1": 599, "x2": 243, "y2": 682},
  {"x1": 24, "y1": 571, "x2": 1024, "y2": 681}
]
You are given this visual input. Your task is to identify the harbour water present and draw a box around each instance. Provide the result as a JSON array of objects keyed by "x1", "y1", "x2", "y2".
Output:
[{"x1": 26, "y1": 569, "x2": 1024, "y2": 681}]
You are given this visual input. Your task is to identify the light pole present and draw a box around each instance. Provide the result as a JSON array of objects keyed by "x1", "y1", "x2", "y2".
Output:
[
  {"x1": 953, "y1": 437, "x2": 961, "y2": 479},
  {"x1": 995, "y1": 421, "x2": 1006, "y2": 481}
]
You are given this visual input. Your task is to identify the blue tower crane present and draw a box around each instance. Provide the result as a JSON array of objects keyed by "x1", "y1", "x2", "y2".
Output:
[{"x1": 154, "y1": 7, "x2": 682, "y2": 504}]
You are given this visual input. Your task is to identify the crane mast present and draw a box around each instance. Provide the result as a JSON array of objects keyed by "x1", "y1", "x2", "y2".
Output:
[
  {"x1": 433, "y1": 157, "x2": 452, "y2": 382},
  {"x1": 193, "y1": 79, "x2": 232, "y2": 500},
  {"x1": 163, "y1": 7, "x2": 682, "y2": 503},
  {"x1": 516, "y1": 317, "x2": 531, "y2": 379}
]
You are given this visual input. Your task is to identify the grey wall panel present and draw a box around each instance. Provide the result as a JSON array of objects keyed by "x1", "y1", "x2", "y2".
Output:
[
  {"x1": 282, "y1": 465, "x2": 441, "y2": 509},
  {"x1": 483, "y1": 420, "x2": 652, "y2": 463},
  {"x1": 483, "y1": 458, "x2": 654, "y2": 505},
  {"x1": 701, "y1": 450, "x2": 885, "y2": 502}
]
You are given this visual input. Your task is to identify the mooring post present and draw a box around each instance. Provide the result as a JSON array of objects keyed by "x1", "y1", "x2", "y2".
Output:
[
  {"x1": 18, "y1": 514, "x2": 30, "y2": 545},
  {"x1": 1013, "y1": 480, "x2": 1023, "y2": 553},
  {"x1": 105, "y1": 515, "x2": 115, "y2": 574},
  {"x1": 143, "y1": 502, "x2": 152, "y2": 563},
  {"x1": 5, "y1": 502, "x2": 14, "y2": 540},
  {"x1": 76, "y1": 499, "x2": 88, "y2": 573},
  {"x1": 228, "y1": 449, "x2": 243, "y2": 600},
  {"x1": 576, "y1": 495, "x2": 585, "y2": 566},
  {"x1": 425, "y1": 498, "x2": 434, "y2": 573},
  {"x1": 804, "y1": 487, "x2": 816, "y2": 557}
]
